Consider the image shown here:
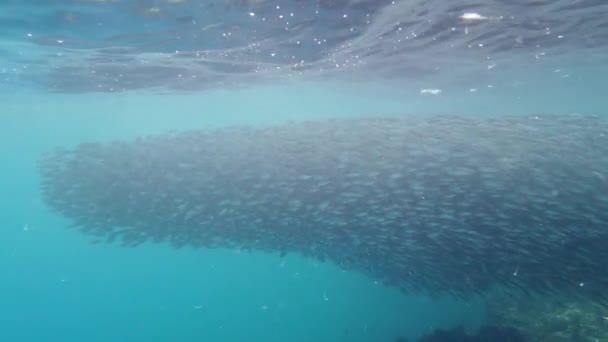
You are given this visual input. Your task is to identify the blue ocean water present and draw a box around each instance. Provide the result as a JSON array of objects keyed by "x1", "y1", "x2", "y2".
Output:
[
  {"x1": 1, "y1": 87, "x2": 489, "y2": 342},
  {"x1": 1, "y1": 1, "x2": 607, "y2": 341}
]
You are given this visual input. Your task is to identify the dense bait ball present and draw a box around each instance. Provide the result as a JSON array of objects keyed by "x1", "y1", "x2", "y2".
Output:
[{"x1": 39, "y1": 115, "x2": 608, "y2": 302}]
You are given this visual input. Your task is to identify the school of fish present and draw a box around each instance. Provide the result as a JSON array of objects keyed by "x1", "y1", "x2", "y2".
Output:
[{"x1": 38, "y1": 114, "x2": 608, "y2": 302}]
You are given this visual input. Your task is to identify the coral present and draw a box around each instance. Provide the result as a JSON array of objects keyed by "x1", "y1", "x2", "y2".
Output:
[
  {"x1": 486, "y1": 292, "x2": 608, "y2": 341},
  {"x1": 415, "y1": 325, "x2": 524, "y2": 342}
]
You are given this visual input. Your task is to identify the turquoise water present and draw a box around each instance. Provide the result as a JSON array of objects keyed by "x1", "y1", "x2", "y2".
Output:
[
  {"x1": 1, "y1": 85, "x2": 489, "y2": 341},
  {"x1": 2, "y1": 74, "x2": 605, "y2": 340},
  {"x1": 2, "y1": 1, "x2": 608, "y2": 341}
]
